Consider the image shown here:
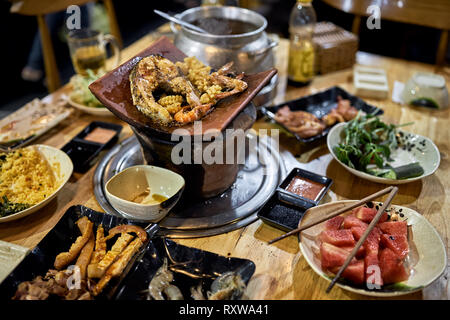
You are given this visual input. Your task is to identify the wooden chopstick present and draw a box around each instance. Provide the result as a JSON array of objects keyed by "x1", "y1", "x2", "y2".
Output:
[
  {"x1": 267, "y1": 186, "x2": 394, "y2": 245},
  {"x1": 326, "y1": 186, "x2": 398, "y2": 293}
]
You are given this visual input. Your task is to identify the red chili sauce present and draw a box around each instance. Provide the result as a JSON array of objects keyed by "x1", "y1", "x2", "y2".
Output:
[{"x1": 285, "y1": 176, "x2": 325, "y2": 201}]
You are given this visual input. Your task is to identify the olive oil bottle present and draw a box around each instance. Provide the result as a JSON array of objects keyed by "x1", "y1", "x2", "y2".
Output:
[{"x1": 288, "y1": 0, "x2": 316, "y2": 86}]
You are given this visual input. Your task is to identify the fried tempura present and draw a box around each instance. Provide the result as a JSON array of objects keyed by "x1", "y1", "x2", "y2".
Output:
[
  {"x1": 92, "y1": 237, "x2": 143, "y2": 296},
  {"x1": 54, "y1": 216, "x2": 93, "y2": 270}
]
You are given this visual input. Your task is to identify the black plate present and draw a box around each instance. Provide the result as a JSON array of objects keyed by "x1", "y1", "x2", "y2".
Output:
[
  {"x1": 261, "y1": 86, "x2": 383, "y2": 143},
  {"x1": 0, "y1": 205, "x2": 255, "y2": 300},
  {"x1": 114, "y1": 238, "x2": 255, "y2": 300},
  {"x1": 61, "y1": 121, "x2": 122, "y2": 173}
]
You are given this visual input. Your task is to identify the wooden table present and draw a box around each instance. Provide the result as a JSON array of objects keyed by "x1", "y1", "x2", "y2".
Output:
[{"x1": 1, "y1": 31, "x2": 449, "y2": 300}]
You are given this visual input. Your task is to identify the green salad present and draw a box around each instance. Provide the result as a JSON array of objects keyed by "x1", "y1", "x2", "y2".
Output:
[
  {"x1": 69, "y1": 69, "x2": 105, "y2": 108},
  {"x1": 333, "y1": 113, "x2": 424, "y2": 180}
]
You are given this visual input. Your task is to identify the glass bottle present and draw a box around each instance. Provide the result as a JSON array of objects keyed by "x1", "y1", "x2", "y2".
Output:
[{"x1": 288, "y1": 0, "x2": 316, "y2": 86}]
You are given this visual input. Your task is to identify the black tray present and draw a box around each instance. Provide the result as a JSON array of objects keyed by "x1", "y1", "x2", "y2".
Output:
[
  {"x1": 261, "y1": 86, "x2": 383, "y2": 143},
  {"x1": 258, "y1": 168, "x2": 333, "y2": 232},
  {"x1": 0, "y1": 205, "x2": 255, "y2": 300},
  {"x1": 61, "y1": 121, "x2": 122, "y2": 173}
]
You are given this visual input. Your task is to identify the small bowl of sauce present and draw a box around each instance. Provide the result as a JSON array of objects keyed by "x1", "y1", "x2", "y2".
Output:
[
  {"x1": 258, "y1": 168, "x2": 333, "y2": 231},
  {"x1": 105, "y1": 165, "x2": 185, "y2": 222},
  {"x1": 279, "y1": 168, "x2": 333, "y2": 205}
]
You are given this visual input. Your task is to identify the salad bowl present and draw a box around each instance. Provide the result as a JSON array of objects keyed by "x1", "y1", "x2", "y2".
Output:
[{"x1": 327, "y1": 122, "x2": 440, "y2": 184}]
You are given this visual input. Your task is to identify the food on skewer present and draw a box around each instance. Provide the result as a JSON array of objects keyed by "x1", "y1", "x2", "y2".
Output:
[
  {"x1": 273, "y1": 96, "x2": 359, "y2": 138},
  {"x1": 129, "y1": 55, "x2": 248, "y2": 126}
]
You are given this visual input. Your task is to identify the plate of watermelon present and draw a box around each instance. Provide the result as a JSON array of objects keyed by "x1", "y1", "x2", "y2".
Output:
[{"x1": 299, "y1": 200, "x2": 447, "y2": 297}]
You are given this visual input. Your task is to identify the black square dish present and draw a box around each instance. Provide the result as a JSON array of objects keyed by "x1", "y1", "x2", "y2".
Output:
[
  {"x1": 257, "y1": 192, "x2": 311, "y2": 232},
  {"x1": 261, "y1": 86, "x2": 383, "y2": 143},
  {"x1": 0, "y1": 205, "x2": 255, "y2": 300},
  {"x1": 278, "y1": 167, "x2": 333, "y2": 206},
  {"x1": 61, "y1": 121, "x2": 122, "y2": 173}
]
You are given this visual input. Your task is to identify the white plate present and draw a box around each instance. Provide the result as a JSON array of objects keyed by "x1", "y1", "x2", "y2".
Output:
[
  {"x1": 327, "y1": 122, "x2": 440, "y2": 184},
  {"x1": 0, "y1": 98, "x2": 72, "y2": 149},
  {"x1": 299, "y1": 200, "x2": 447, "y2": 297},
  {"x1": 67, "y1": 96, "x2": 113, "y2": 116},
  {"x1": 0, "y1": 145, "x2": 74, "y2": 223},
  {"x1": 0, "y1": 240, "x2": 29, "y2": 284}
]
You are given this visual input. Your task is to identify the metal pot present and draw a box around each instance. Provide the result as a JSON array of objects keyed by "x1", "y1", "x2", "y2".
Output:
[{"x1": 171, "y1": 6, "x2": 278, "y2": 106}]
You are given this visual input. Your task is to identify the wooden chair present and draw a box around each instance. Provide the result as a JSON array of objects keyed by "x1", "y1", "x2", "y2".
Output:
[
  {"x1": 321, "y1": 0, "x2": 450, "y2": 65},
  {"x1": 10, "y1": 0, "x2": 122, "y2": 92}
]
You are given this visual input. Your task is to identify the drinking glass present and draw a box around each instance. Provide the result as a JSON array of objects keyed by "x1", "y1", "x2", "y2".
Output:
[{"x1": 67, "y1": 29, "x2": 121, "y2": 76}]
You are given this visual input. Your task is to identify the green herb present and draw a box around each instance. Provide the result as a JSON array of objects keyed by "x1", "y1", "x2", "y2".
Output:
[
  {"x1": 0, "y1": 196, "x2": 30, "y2": 217},
  {"x1": 333, "y1": 113, "x2": 414, "y2": 177}
]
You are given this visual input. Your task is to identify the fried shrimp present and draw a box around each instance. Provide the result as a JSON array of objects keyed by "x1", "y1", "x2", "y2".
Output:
[{"x1": 174, "y1": 104, "x2": 213, "y2": 124}]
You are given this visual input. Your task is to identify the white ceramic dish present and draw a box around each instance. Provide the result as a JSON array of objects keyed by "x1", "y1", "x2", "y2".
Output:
[
  {"x1": 327, "y1": 122, "x2": 440, "y2": 184},
  {"x1": 0, "y1": 240, "x2": 29, "y2": 284},
  {"x1": 0, "y1": 98, "x2": 71, "y2": 150},
  {"x1": 0, "y1": 145, "x2": 74, "y2": 223},
  {"x1": 299, "y1": 200, "x2": 447, "y2": 297},
  {"x1": 67, "y1": 96, "x2": 113, "y2": 116},
  {"x1": 105, "y1": 165, "x2": 185, "y2": 222}
]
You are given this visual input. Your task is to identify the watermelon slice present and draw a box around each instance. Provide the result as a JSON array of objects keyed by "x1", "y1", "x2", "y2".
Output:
[
  {"x1": 330, "y1": 260, "x2": 365, "y2": 285},
  {"x1": 365, "y1": 252, "x2": 383, "y2": 288},
  {"x1": 351, "y1": 226, "x2": 381, "y2": 255},
  {"x1": 341, "y1": 245, "x2": 365, "y2": 259},
  {"x1": 379, "y1": 248, "x2": 409, "y2": 284},
  {"x1": 325, "y1": 216, "x2": 344, "y2": 230},
  {"x1": 353, "y1": 206, "x2": 388, "y2": 223},
  {"x1": 343, "y1": 216, "x2": 368, "y2": 229},
  {"x1": 364, "y1": 226, "x2": 382, "y2": 254},
  {"x1": 320, "y1": 229, "x2": 355, "y2": 247},
  {"x1": 380, "y1": 234, "x2": 409, "y2": 259},
  {"x1": 378, "y1": 221, "x2": 408, "y2": 237},
  {"x1": 320, "y1": 242, "x2": 357, "y2": 269}
]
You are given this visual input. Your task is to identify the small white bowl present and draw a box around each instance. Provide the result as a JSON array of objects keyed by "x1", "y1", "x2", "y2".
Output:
[{"x1": 105, "y1": 165, "x2": 185, "y2": 222}]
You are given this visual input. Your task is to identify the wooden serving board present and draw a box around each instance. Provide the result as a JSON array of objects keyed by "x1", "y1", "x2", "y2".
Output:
[{"x1": 89, "y1": 36, "x2": 277, "y2": 136}]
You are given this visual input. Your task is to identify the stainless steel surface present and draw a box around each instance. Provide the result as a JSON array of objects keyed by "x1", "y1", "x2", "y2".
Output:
[
  {"x1": 94, "y1": 134, "x2": 287, "y2": 238},
  {"x1": 154, "y1": 10, "x2": 210, "y2": 34},
  {"x1": 171, "y1": 6, "x2": 277, "y2": 77}
]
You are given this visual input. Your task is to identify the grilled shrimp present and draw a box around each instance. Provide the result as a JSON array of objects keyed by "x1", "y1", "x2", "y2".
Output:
[
  {"x1": 208, "y1": 62, "x2": 248, "y2": 100},
  {"x1": 173, "y1": 104, "x2": 213, "y2": 124}
]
